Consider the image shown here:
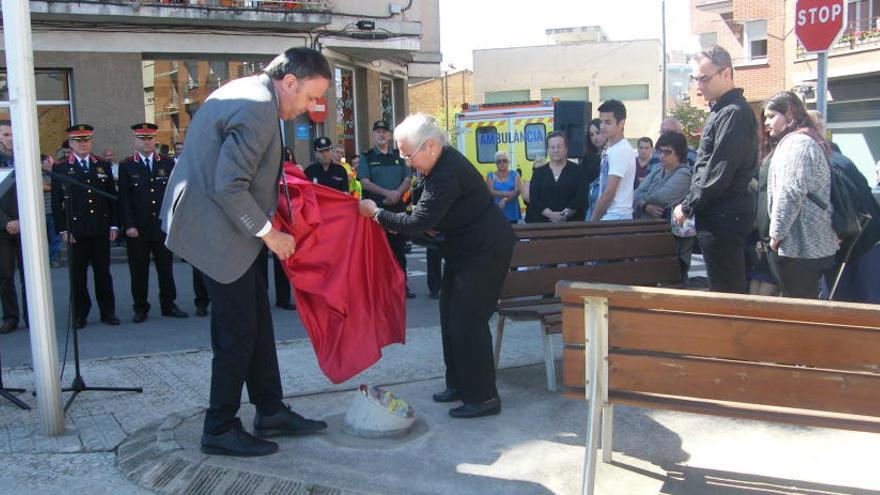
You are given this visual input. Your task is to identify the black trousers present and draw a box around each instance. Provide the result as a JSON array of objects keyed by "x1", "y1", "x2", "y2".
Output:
[
  {"x1": 386, "y1": 231, "x2": 407, "y2": 282},
  {"x1": 768, "y1": 253, "x2": 834, "y2": 299},
  {"x1": 126, "y1": 237, "x2": 177, "y2": 314},
  {"x1": 193, "y1": 267, "x2": 210, "y2": 310},
  {"x1": 257, "y1": 248, "x2": 292, "y2": 305},
  {"x1": 697, "y1": 230, "x2": 748, "y2": 294},
  {"x1": 0, "y1": 236, "x2": 25, "y2": 323},
  {"x1": 70, "y1": 236, "x2": 115, "y2": 319},
  {"x1": 439, "y1": 242, "x2": 513, "y2": 404},
  {"x1": 426, "y1": 247, "x2": 442, "y2": 295},
  {"x1": 202, "y1": 257, "x2": 284, "y2": 435}
]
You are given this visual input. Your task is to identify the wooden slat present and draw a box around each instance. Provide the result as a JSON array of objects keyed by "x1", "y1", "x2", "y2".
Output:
[
  {"x1": 514, "y1": 223, "x2": 671, "y2": 240},
  {"x1": 608, "y1": 391, "x2": 880, "y2": 434},
  {"x1": 605, "y1": 308, "x2": 880, "y2": 373},
  {"x1": 608, "y1": 352, "x2": 880, "y2": 417},
  {"x1": 510, "y1": 232, "x2": 675, "y2": 266},
  {"x1": 497, "y1": 302, "x2": 561, "y2": 320},
  {"x1": 563, "y1": 347, "x2": 586, "y2": 389},
  {"x1": 562, "y1": 300, "x2": 586, "y2": 344},
  {"x1": 513, "y1": 218, "x2": 667, "y2": 235},
  {"x1": 557, "y1": 282, "x2": 880, "y2": 329},
  {"x1": 502, "y1": 258, "x2": 681, "y2": 299}
]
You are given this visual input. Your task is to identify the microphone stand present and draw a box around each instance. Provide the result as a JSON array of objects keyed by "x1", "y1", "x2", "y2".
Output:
[{"x1": 43, "y1": 169, "x2": 142, "y2": 412}]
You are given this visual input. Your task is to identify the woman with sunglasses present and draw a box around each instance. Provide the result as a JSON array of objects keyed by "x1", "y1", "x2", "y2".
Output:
[
  {"x1": 358, "y1": 113, "x2": 515, "y2": 419},
  {"x1": 486, "y1": 150, "x2": 522, "y2": 223}
]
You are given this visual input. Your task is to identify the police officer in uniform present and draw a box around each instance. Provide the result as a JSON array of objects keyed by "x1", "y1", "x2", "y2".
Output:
[
  {"x1": 358, "y1": 120, "x2": 415, "y2": 298},
  {"x1": 305, "y1": 137, "x2": 348, "y2": 193},
  {"x1": 118, "y1": 123, "x2": 188, "y2": 323},
  {"x1": 51, "y1": 124, "x2": 120, "y2": 329}
]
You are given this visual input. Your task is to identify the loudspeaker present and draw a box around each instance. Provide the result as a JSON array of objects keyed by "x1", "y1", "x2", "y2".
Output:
[{"x1": 553, "y1": 100, "x2": 592, "y2": 159}]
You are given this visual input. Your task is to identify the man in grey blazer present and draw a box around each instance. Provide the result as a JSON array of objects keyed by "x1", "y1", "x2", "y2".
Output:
[{"x1": 162, "y1": 47, "x2": 331, "y2": 457}]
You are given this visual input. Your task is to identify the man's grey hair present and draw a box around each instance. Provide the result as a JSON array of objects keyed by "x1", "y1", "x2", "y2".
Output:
[
  {"x1": 660, "y1": 117, "x2": 682, "y2": 134},
  {"x1": 698, "y1": 45, "x2": 732, "y2": 70},
  {"x1": 393, "y1": 113, "x2": 449, "y2": 148}
]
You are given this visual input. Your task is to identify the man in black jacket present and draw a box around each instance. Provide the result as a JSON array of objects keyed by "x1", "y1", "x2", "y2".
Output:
[
  {"x1": 51, "y1": 124, "x2": 121, "y2": 328},
  {"x1": 673, "y1": 46, "x2": 757, "y2": 293},
  {"x1": 0, "y1": 120, "x2": 25, "y2": 333},
  {"x1": 118, "y1": 123, "x2": 188, "y2": 323}
]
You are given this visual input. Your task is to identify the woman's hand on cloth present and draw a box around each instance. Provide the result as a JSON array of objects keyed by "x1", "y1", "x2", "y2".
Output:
[{"x1": 359, "y1": 199, "x2": 378, "y2": 218}]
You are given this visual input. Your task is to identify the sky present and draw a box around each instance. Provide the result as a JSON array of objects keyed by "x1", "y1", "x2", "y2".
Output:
[{"x1": 438, "y1": 0, "x2": 694, "y2": 70}]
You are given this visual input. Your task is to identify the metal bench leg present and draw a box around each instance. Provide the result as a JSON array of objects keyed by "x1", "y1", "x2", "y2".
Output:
[
  {"x1": 493, "y1": 315, "x2": 506, "y2": 369},
  {"x1": 601, "y1": 404, "x2": 614, "y2": 463},
  {"x1": 543, "y1": 329, "x2": 557, "y2": 392}
]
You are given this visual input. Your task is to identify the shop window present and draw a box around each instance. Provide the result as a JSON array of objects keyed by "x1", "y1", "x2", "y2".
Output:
[
  {"x1": 380, "y1": 78, "x2": 395, "y2": 127},
  {"x1": 0, "y1": 70, "x2": 72, "y2": 156},
  {"x1": 335, "y1": 66, "x2": 357, "y2": 158}
]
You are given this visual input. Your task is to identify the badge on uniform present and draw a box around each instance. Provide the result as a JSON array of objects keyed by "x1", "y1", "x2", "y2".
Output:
[
  {"x1": 157, "y1": 168, "x2": 167, "y2": 177},
  {"x1": 95, "y1": 166, "x2": 105, "y2": 175}
]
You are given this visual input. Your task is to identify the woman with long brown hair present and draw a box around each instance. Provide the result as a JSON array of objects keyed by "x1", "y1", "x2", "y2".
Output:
[{"x1": 761, "y1": 91, "x2": 838, "y2": 298}]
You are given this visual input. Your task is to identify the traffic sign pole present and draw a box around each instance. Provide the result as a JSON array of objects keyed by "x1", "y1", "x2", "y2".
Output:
[{"x1": 816, "y1": 51, "x2": 828, "y2": 119}]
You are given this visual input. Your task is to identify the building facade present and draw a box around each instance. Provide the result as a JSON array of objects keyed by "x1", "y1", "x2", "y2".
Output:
[
  {"x1": 690, "y1": 0, "x2": 880, "y2": 178},
  {"x1": 408, "y1": 69, "x2": 473, "y2": 131},
  {"x1": 0, "y1": 0, "x2": 441, "y2": 165},
  {"x1": 472, "y1": 27, "x2": 664, "y2": 144}
]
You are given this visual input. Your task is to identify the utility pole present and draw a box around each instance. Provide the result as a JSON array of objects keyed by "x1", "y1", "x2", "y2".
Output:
[{"x1": 661, "y1": 0, "x2": 668, "y2": 119}]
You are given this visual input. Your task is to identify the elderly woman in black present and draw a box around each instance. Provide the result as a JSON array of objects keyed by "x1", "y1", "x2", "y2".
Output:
[
  {"x1": 358, "y1": 114, "x2": 515, "y2": 418},
  {"x1": 525, "y1": 131, "x2": 586, "y2": 223}
]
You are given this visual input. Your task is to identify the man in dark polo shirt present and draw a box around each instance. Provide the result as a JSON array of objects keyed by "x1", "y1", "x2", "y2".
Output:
[
  {"x1": 358, "y1": 120, "x2": 414, "y2": 298},
  {"x1": 305, "y1": 137, "x2": 348, "y2": 193}
]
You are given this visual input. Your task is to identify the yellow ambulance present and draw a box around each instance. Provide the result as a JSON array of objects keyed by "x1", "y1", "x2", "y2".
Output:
[{"x1": 455, "y1": 100, "x2": 554, "y2": 183}]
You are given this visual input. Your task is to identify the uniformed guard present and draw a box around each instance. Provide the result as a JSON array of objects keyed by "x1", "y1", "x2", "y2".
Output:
[
  {"x1": 305, "y1": 137, "x2": 349, "y2": 193},
  {"x1": 118, "y1": 123, "x2": 188, "y2": 323},
  {"x1": 51, "y1": 124, "x2": 120, "y2": 328},
  {"x1": 332, "y1": 143, "x2": 362, "y2": 199},
  {"x1": 358, "y1": 120, "x2": 415, "y2": 298}
]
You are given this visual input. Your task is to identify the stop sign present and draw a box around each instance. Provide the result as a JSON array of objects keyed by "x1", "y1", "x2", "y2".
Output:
[{"x1": 795, "y1": 0, "x2": 847, "y2": 52}]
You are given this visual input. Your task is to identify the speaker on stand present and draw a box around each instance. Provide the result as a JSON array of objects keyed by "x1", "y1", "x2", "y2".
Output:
[{"x1": 553, "y1": 100, "x2": 592, "y2": 160}]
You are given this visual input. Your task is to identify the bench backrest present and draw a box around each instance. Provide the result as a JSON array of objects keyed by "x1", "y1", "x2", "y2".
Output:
[
  {"x1": 500, "y1": 220, "x2": 681, "y2": 301},
  {"x1": 559, "y1": 282, "x2": 880, "y2": 432}
]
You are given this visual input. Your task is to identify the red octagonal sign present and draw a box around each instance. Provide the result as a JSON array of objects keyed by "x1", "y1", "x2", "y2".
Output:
[{"x1": 795, "y1": 0, "x2": 848, "y2": 53}]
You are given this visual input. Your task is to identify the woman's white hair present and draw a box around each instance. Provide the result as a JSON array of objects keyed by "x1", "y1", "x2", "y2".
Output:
[
  {"x1": 393, "y1": 113, "x2": 449, "y2": 148},
  {"x1": 495, "y1": 150, "x2": 509, "y2": 161}
]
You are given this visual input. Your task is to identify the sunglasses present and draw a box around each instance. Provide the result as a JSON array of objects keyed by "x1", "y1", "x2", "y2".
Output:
[
  {"x1": 658, "y1": 148, "x2": 675, "y2": 156},
  {"x1": 690, "y1": 67, "x2": 728, "y2": 85}
]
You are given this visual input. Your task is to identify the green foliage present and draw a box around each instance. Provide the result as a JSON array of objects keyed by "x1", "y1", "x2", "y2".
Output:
[
  {"x1": 431, "y1": 109, "x2": 458, "y2": 148},
  {"x1": 670, "y1": 103, "x2": 708, "y2": 149}
]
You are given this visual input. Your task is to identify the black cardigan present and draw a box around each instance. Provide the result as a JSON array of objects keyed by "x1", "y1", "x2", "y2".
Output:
[{"x1": 525, "y1": 161, "x2": 587, "y2": 223}]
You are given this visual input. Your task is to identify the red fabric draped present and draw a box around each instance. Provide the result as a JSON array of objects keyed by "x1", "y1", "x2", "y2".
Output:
[{"x1": 272, "y1": 166, "x2": 406, "y2": 384}]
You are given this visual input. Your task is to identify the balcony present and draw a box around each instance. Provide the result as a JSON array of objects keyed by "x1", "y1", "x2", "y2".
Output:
[
  {"x1": 695, "y1": 0, "x2": 733, "y2": 14},
  {"x1": 28, "y1": 0, "x2": 333, "y2": 31},
  {"x1": 797, "y1": 16, "x2": 880, "y2": 58}
]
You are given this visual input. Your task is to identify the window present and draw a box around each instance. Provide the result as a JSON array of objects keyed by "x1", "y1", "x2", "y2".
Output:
[
  {"x1": 475, "y1": 126, "x2": 498, "y2": 163},
  {"x1": 699, "y1": 32, "x2": 717, "y2": 50},
  {"x1": 0, "y1": 70, "x2": 73, "y2": 156},
  {"x1": 485, "y1": 90, "x2": 530, "y2": 104},
  {"x1": 380, "y1": 78, "x2": 395, "y2": 128},
  {"x1": 744, "y1": 20, "x2": 768, "y2": 61},
  {"x1": 540, "y1": 87, "x2": 589, "y2": 102},
  {"x1": 599, "y1": 84, "x2": 649, "y2": 101},
  {"x1": 524, "y1": 123, "x2": 547, "y2": 161},
  {"x1": 144, "y1": 57, "x2": 269, "y2": 147},
  {"x1": 335, "y1": 66, "x2": 357, "y2": 158}
]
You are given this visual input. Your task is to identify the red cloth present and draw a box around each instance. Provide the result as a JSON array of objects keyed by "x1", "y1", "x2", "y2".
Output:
[{"x1": 272, "y1": 165, "x2": 406, "y2": 383}]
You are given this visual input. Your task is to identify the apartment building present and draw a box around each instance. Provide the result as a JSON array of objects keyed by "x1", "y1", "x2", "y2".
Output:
[
  {"x1": 0, "y1": 0, "x2": 441, "y2": 165},
  {"x1": 691, "y1": 0, "x2": 879, "y2": 178},
  {"x1": 472, "y1": 27, "x2": 664, "y2": 143}
]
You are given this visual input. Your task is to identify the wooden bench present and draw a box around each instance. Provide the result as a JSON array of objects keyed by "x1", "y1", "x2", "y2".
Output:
[
  {"x1": 494, "y1": 219, "x2": 681, "y2": 392},
  {"x1": 558, "y1": 282, "x2": 880, "y2": 494}
]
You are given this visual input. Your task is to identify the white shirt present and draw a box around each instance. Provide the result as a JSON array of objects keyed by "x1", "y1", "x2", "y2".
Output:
[{"x1": 601, "y1": 138, "x2": 636, "y2": 220}]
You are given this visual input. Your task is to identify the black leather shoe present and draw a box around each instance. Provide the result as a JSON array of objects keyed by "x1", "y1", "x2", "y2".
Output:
[
  {"x1": 201, "y1": 426, "x2": 278, "y2": 457},
  {"x1": 101, "y1": 315, "x2": 121, "y2": 326},
  {"x1": 432, "y1": 388, "x2": 461, "y2": 403},
  {"x1": 429, "y1": 291, "x2": 441, "y2": 300},
  {"x1": 162, "y1": 306, "x2": 189, "y2": 318},
  {"x1": 275, "y1": 302, "x2": 296, "y2": 311},
  {"x1": 75, "y1": 317, "x2": 87, "y2": 329},
  {"x1": 133, "y1": 312, "x2": 148, "y2": 324},
  {"x1": 406, "y1": 287, "x2": 416, "y2": 299},
  {"x1": 449, "y1": 397, "x2": 501, "y2": 418},
  {"x1": 0, "y1": 319, "x2": 17, "y2": 334},
  {"x1": 195, "y1": 307, "x2": 208, "y2": 317},
  {"x1": 253, "y1": 404, "x2": 328, "y2": 438}
]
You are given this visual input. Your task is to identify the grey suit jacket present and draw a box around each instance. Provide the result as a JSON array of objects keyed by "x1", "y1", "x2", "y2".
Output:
[{"x1": 161, "y1": 74, "x2": 282, "y2": 284}]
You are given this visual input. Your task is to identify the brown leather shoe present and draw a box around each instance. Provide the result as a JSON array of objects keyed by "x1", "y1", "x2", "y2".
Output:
[{"x1": 0, "y1": 319, "x2": 17, "y2": 334}]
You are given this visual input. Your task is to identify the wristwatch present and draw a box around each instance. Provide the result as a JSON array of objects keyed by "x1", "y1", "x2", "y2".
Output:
[{"x1": 372, "y1": 208, "x2": 383, "y2": 223}]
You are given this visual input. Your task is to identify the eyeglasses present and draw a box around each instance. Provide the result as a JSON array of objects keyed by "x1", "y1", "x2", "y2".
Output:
[
  {"x1": 658, "y1": 148, "x2": 676, "y2": 156},
  {"x1": 690, "y1": 67, "x2": 728, "y2": 85},
  {"x1": 400, "y1": 139, "x2": 427, "y2": 161},
  {"x1": 496, "y1": 159, "x2": 509, "y2": 164}
]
